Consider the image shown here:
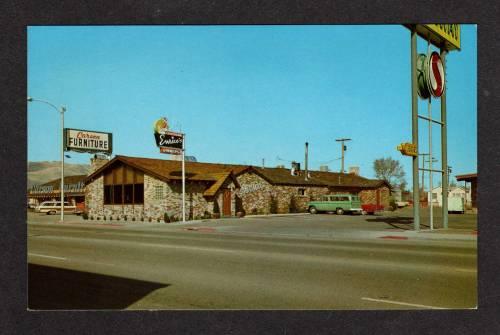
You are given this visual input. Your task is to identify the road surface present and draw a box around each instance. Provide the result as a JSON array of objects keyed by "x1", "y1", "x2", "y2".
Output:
[{"x1": 28, "y1": 222, "x2": 477, "y2": 310}]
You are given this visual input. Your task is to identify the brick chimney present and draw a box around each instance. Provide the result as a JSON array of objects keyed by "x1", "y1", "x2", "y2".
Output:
[{"x1": 89, "y1": 154, "x2": 110, "y2": 174}]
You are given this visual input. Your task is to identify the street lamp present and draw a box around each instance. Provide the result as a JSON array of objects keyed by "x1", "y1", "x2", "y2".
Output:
[{"x1": 27, "y1": 97, "x2": 66, "y2": 223}]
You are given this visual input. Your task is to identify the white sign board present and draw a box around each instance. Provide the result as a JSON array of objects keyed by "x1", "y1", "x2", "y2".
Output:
[{"x1": 64, "y1": 128, "x2": 113, "y2": 154}]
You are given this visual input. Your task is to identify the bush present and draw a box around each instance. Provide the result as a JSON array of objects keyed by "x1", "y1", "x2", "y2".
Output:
[
  {"x1": 90, "y1": 216, "x2": 94, "y2": 220},
  {"x1": 140, "y1": 217, "x2": 144, "y2": 222},
  {"x1": 251, "y1": 208, "x2": 258, "y2": 215},
  {"x1": 103, "y1": 216, "x2": 107, "y2": 221},
  {"x1": 164, "y1": 213, "x2": 170, "y2": 223},
  {"x1": 148, "y1": 217, "x2": 152, "y2": 222},
  {"x1": 203, "y1": 211, "x2": 211, "y2": 219},
  {"x1": 132, "y1": 217, "x2": 136, "y2": 221},
  {"x1": 213, "y1": 200, "x2": 220, "y2": 214},
  {"x1": 82, "y1": 212, "x2": 88, "y2": 220},
  {"x1": 389, "y1": 197, "x2": 397, "y2": 211},
  {"x1": 124, "y1": 215, "x2": 128, "y2": 221},
  {"x1": 157, "y1": 217, "x2": 161, "y2": 223}
]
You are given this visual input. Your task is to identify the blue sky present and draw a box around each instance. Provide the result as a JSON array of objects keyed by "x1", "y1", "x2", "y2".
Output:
[{"x1": 27, "y1": 25, "x2": 477, "y2": 187}]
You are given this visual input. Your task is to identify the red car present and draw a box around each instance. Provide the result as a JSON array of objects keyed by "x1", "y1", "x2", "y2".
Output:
[{"x1": 361, "y1": 204, "x2": 384, "y2": 215}]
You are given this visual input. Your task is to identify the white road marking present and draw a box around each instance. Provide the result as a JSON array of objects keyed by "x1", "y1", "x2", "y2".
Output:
[
  {"x1": 455, "y1": 268, "x2": 476, "y2": 273},
  {"x1": 361, "y1": 297, "x2": 447, "y2": 309},
  {"x1": 28, "y1": 253, "x2": 66, "y2": 260}
]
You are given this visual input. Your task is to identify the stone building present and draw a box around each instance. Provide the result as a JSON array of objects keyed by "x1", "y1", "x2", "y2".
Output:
[
  {"x1": 85, "y1": 155, "x2": 242, "y2": 220},
  {"x1": 84, "y1": 155, "x2": 391, "y2": 220},
  {"x1": 234, "y1": 168, "x2": 390, "y2": 214}
]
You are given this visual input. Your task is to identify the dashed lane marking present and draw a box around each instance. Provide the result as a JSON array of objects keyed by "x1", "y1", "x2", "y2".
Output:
[
  {"x1": 361, "y1": 297, "x2": 447, "y2": 309},
  {"x1": 28, "y1": 253, "x2": 66, "y2": 260}
]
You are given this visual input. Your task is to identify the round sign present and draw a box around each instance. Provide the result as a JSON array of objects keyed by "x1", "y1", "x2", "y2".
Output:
[
  {"x1": 416, "y1": 53, "x2": 430, "y2": 99},
  {"x1": 426, "y1": 51, "x2": 445, "y2": 97}
]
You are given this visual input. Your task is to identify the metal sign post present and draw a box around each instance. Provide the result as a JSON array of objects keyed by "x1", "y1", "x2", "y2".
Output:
[
  {"x1": 441, "y1": 49, "x2": 449, "y2": 229},
  {"x1": 182, "y1": 133, "x2": 186, "y2": 223},
  {"x1": 411, "y1": 28, "x2": 420, "y2": 231}
]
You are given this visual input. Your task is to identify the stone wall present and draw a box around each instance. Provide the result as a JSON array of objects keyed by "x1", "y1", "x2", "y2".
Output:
[
  {"x1": 235, "y1": 172, "x2": 329, "y2": 214},
  {"x1": 235, "y1": 172, "x2": 273, "y2": 214},
  {"x1": 359, "y1": 186, "x2": 391, "y2": 209}
]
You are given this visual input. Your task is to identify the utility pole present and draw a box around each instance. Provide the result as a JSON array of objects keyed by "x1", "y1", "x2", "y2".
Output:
[
  {"x1": 335, "y1": 138, "x2": 351, "y2": 173},
  {"x1": 305, "y1": 142, "x2": 309, "y2": 181}
]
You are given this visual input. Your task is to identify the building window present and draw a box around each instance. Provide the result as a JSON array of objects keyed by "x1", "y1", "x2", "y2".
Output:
[
  {"x1": 432, "y1": 193, "x2": 437, "y2": 200},
  {"x1": 154, "y1": 185, "x2": 164, "y2": 200},
  {"x1": 298, "y1": 188, "x2": 306, "y2": 196},
  {"x1": 134, "y1": 184, "x2": 144, "y2": 203},
  {"x1": 102, "y1": 165, "x2": 144, "y2": 205}
]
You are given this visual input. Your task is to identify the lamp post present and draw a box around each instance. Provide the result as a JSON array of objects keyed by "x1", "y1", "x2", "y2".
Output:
[{"x1": 27, "y1": 97, "x2": 66, "y2": 223}]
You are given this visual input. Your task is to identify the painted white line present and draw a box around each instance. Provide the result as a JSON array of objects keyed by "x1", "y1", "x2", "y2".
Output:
[
  {"x1": 362, "y1": 297, "x2": 448, "y2": 309},
  {"x1": 28, "y1": 253, "x2": 66, "y2": 260},
  {"x1": 455, "y1": 268, "x2": 476, "y2": 273}
]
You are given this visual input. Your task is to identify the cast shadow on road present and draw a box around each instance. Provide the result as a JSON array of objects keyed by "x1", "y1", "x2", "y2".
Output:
[
  {"x1": 28, "y1": 263, "x2": 169, "y2": 310},
  {"x1": 366, "y1": 216, "x2": 430, "y2": 230}
]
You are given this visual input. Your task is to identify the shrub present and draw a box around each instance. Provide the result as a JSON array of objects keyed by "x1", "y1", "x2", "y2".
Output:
[
  {"x1": 157, "y1": 217, "x2": 161, "y2": 222},
  {"x1": 82, "y1": 212, "x2": 88, "y2": 220},
  {"x1": 103, "y1": 216, "x2": 107, "y2": 221},
  {"x1": 203, "y1": 211, "x2": 211, "y2": 219},
  {"x1": 213, "y1": 200, "x2": 220, "y2": 214},
  {"x1": 132, "y1": 217, "x2": 136, "y2": 221},
  {"x1": 389, "y1": 197, "x2": 397, "y2": 211},
  {"x1": 251, "y1": 208, "x2": 258, "y2": 215},
  {"x1": 124, "y1": 215, "x2": 128, "y2": 221},
  {"x1": 164, "y1": 213, "x2": 171, "y2": 223},
  {"x1": 140, "y1": 217, "x2": 144, "y2": 222},
  {"x1": 148, "y1": 217, "x2": 152, "y2": 222},
  {"x1": 90, "y1": 216, "x2": 94, "y2": 220}
]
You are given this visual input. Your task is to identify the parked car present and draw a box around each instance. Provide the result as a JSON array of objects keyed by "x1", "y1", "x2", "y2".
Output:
[
  {"x1": 308, "y1": 194, "x2": 362, "y2": 215},
  {"x1": 35, "y1": 201, "x2": 77, "y2": 215},
  {"x1": 395, "y1": 201, "x2": 410, "y2": 208},
  {"x1": 361, "y1": 203, "x2": 384, "y2": 215}
]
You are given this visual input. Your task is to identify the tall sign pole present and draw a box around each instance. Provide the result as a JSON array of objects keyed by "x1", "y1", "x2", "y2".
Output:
[
  {"x1": 60, "y1": 106, "x2": 65, "y2": 223},
  {"x1": 411, "y1": 27, "x2": 420, "y2": 231},
  {"x1": 441, "y1": 48, "x2": 449, "y2": 229},
  {"x1": 182, "y1": 133, "x2": 186, "y2": 223}
]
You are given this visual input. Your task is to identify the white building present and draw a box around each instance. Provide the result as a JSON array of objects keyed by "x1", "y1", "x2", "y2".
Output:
[{"x1": 428, "y1": 186, "x2": 471, "y2": 207}]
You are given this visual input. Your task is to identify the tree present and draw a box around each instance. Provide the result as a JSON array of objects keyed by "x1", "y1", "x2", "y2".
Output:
[{"x1": 373, "y1": 157, "x2": 406, "y2": 189}]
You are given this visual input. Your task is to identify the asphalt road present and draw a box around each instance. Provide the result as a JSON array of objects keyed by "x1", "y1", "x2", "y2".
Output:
[{"x1": 28, "y1": 219, "x2": 477, "y2": 310}]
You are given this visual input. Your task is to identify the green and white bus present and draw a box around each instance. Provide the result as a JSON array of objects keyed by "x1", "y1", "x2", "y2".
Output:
[{"x1": 307, "y1": 194, "x2": 362, "y2": 215}]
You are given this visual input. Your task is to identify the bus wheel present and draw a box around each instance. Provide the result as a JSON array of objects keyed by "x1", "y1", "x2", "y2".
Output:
[{"x1": 336, "y1": 208, "x2": 344, "y2": 215}]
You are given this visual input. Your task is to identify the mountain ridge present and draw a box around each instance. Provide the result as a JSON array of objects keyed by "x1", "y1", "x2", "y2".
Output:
[{"x1": 28, "y1": 161, "x2": 91, "y2": 189}]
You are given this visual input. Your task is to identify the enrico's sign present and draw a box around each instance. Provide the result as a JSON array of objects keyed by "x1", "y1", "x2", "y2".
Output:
[
  {"x1": 64, "y1": 128, "x2": 113, "y2": 154},
  {"x1": 153, "y1": 117, "x2": 184, "y2": 155}
]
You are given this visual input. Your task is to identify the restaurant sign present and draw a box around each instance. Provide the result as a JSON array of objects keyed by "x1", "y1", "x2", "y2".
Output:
[
  {"x1": 64, "y1": 128, "x2": 113, "y2": 154},
  {"x1": 153, "y1": 118, "x2": 184, "y2": 155}
]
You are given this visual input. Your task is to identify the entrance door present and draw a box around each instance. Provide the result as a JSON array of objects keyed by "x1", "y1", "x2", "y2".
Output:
[{"x1": 222, "y1": 189, "x2": 231, "y2": 216}]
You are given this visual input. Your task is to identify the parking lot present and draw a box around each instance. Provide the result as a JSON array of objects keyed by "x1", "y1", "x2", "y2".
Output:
[{"x1": 28, "y1": 207, "x2": 477, "y2": 241}]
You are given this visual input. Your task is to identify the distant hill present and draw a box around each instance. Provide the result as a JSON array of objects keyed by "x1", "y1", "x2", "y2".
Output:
[{"x1": 28, "y1": 161, "x2": 91, "y2": 189}]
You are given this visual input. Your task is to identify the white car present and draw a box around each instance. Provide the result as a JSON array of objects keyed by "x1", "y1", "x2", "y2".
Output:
[{"x1": 35, "y1": 201, "x2": 76, "y2": 215}]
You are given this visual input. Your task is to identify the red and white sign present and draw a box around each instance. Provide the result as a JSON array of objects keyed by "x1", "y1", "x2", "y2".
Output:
[{"x1": 427, "y1": 52, "x2": 445, "y2": 97}]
